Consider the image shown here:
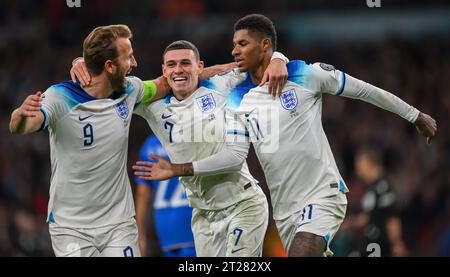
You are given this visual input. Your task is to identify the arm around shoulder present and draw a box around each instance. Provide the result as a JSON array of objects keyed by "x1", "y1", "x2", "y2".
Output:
[{"x1": 10, "y1": 91, "x2": 45, "y2": 135}]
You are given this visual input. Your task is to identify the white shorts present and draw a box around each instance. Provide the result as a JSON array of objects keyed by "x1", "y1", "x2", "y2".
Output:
[
  {"x1": 191, "y1": 185, "x2": 269, "y2": 257},
  {"x1": 276, "y1": 192, "x2": 347, "y2": 256},
  {"x1": 49, "y1": 218, "x2": 140, "y2": 257}
]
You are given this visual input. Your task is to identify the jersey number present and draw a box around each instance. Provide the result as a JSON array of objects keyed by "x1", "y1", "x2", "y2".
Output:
[
  {"x1": 300, "y1": 204, "x2": 313, "y2": 222},
  {"x1": 83, "y1": 124, "x2": 94, "y2": 146},
  {"x1": 164, "y1": 122, "x2": 174, "y2": 143},
  {"x1": 233, "y1": 228, "x2": 244, "y2": 246}
]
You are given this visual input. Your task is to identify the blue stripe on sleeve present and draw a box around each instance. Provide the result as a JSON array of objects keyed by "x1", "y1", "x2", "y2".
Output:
[
  {"x1": 226, "y1": 130, "x2": 249, "y2": 137},
  {"x1": 339, "y1": 180, "x2": 348, "y2": 191},
  {"x1": 39, "y1": 108, "x2": 49, "y2": 131},
  {"x1": 337, "y1": 72, "x2": 346, "y2": 96}
]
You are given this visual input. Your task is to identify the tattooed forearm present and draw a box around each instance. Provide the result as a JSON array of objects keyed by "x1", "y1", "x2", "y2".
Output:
[{"x1": 181, "y1": 163, "x2": 194, "y2": 176}]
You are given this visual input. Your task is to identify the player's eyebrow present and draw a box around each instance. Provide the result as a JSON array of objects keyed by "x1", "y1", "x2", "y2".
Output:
[{"x1": 165, "y1": 58, "x2": 192, "y2": 65}]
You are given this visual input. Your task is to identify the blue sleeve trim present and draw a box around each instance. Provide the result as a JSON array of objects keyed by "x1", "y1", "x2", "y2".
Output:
[
  {"x1": 339, "y1": 180, "x2": 348, "y2": 191},
  {"x1": 39, "y1": 108, "x2": 48, "y2": 131},
  {"x1": 48, "y1": 212, "x2": 55, "y2": 223},
  {"x1": 337, "y1": 72, "x2": 346, "y2": 96},
  {"x1": 227, "y1": 130, "x2": 249, "y2": 137}
]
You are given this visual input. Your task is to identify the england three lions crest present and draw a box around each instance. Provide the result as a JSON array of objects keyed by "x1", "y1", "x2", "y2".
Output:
[
  {"x1": 280, "y1": 89, "x2": 298, "y2": 111},
  {"x1": 115, "y1": 100, "x2": 129, "y2": 119},
  {"x1": 196, "y1": 93, "x2": 216, "y2": 113}
]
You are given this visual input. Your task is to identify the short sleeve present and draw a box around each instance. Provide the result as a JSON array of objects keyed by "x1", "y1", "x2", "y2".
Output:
[
  {"x1": 133, "y1": 101, "x2": 146, "y2": 118},
  {"x1": 40, "y1": 86, "x2": 70, "y2": 129},
  {"x1": 126, "y1": 76, "x2": 146, "y2": 104},
  {"x1": 271, "y1": 51, "x2": 289, "y2": 64},
  {"x1": 141, "y1": 80, "x2": 157, "y2": 104}
]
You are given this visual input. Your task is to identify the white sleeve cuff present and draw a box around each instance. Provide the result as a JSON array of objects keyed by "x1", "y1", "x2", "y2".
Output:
[
  {"x1": 193, "y1": 142, "x2": 250, "y2": 176},
  {"x1": 271, "y1": 51, "x2": 289, "y2": 64}
]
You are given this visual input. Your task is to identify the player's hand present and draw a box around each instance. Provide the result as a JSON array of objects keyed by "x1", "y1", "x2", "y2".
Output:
[
  {"x1": 70, "y1": 57, "x2": 91, "y2": 86},
  {"x1": 133, "y1": 154, "x2": 176, "y2": 181},
  {"x1": 153, "y1": 75, "x2": 171, "y2": 96},
  {"x1": 414, "y1": 112, "x2": 437, "y2": 144},
  {"x1": 18, "y1": 91, "x2": 44, "y2": 117},
  {"x1": 260, "y1": 58, "x2": 288, "y2": 98}
]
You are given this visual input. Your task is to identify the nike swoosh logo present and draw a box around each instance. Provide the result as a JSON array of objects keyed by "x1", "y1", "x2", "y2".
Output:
[
  {"x1": 231, "y1": 247, "x2": 246, "y2": 254},
  {"x1": 79, "y1": 115, "x2": 94, "y2": 121},
  {"x1": 161, "y1": 114, "x2": 172, "y2": 119}
]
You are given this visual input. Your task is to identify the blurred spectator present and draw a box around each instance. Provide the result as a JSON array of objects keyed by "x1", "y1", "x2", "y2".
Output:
[{"x1": 340, "y1": 147, "x2": 407, "y2": 257}]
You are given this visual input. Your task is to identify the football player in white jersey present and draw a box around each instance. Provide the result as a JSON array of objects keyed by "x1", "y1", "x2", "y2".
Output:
[
  {"x1": 132, "y1": 40, "x2": 292, "y2": 257},
  {"x1": 71, "y1": 40, "x2": 289, "y2": 256},
  {"x1": 9, "y1": 25, "x2": 170, "y2": 257},
  {"x1": 134, "y1": 14, "x2": 437, "y2": 257}
]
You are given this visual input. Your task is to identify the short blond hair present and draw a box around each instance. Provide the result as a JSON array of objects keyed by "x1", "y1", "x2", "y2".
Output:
[{"x1": 83, "y1": 24, "x2": 133, "y2": 75}]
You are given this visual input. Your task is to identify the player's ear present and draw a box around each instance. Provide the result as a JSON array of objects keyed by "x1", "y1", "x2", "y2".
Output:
[
  {"x1": 197, "y1": 60, "x2": 204, "y2": 71},
  {"x1": 262, "y1": 38, "x2": 271, "y2": 52},
  {"x1": 162, "y1": 64, "x2": 168, "y2": 78},
  {"x1": 105, "y1": 60, "x2": 115, "y2": 74}
]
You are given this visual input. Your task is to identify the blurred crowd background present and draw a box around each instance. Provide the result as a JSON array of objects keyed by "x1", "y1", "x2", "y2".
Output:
[{"x1": 0, "y1": 0, "x2": 448, "y2": 256}]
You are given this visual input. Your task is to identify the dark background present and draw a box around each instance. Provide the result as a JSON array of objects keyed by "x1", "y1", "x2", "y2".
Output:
[{"x1": 0, "y1": 0, "x2": 448, "y2": 256}]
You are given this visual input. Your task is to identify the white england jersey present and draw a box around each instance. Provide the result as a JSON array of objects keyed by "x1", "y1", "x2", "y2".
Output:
[
  {"x1": 41, "y1": 77, "x2": 145, "y2": 228},
  {"x1": 226, "y1": 61, "x2": 350, "y2": 221},
  {"x1": 135, "y1": 71, "x2": 260, "y2": 210}
]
